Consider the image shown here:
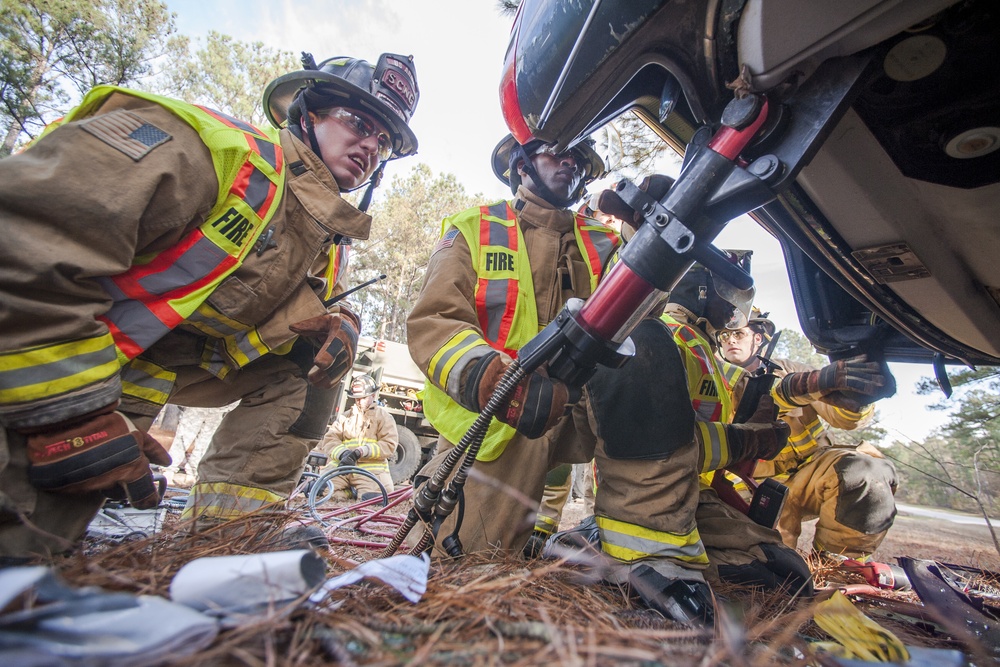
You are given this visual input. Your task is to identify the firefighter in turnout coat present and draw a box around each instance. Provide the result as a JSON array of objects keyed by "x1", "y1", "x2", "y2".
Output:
[
  {"x1": 319, "y1": 374, "x2": 398, "y2": 500},
  {"x1": 716, "y1": 314, "x2": 898, "y2": 559},
  {"x1": 0, "y1": 52, "x2": 419, "y2": 561}
]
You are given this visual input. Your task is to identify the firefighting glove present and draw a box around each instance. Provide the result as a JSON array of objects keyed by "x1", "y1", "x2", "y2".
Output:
[
  {"x1": 462, "y1": 351, "x2": 579, "y2": 439},
  {"x1": 337, "y1": 448, "x2": 362, "y2": 467},
  {"x1": 20, "y1": 404, "x2": 172, "y2": 509},
  {"x1": 727, "y1": 394, "x2": 790, "y2": 463},
  {"x1": 594, "y1": 174, "x2": 676, "y2": 231},
  {"x1": 777, "y1": 354, "x2": 895, "y2": 411},
  {"x1": 289, "y1": 306, "x2": 361, "y2": 389}
]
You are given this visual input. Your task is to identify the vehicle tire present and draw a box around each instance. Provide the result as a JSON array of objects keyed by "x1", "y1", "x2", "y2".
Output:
[{"x1": 390, "y1": 426, "x2": 422, "y2": 484}]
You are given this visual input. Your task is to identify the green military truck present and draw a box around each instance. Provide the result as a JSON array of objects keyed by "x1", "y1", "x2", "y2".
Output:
[{"x1": 341, "y1": 336, "x2": 438, "y2": 484}]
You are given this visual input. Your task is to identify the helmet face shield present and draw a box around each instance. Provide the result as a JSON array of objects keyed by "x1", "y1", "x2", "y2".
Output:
[{"x1": 711, "y1": 278, "x2": 755, "y2": 330}]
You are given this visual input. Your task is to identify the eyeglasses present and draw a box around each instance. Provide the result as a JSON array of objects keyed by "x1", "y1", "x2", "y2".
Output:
[
  {"x1": 717, "y1": 329, "x2": 751, "y2": 343},
  {"x1": 319, "y1": 107, "x2": 393, "y2": 161},
  {"x1": 535, "y1": 144, "x2": 592, "y2": 176}
]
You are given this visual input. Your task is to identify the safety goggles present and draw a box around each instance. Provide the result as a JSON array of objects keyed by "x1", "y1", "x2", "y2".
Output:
[
  {"x1": 320, "y1": 107, "x2": 393, "y2": 161},
  {"x1": 717, "y1": 329, "x2": 751, "y2": 343},
  {"x1": 534, "y1": 143, "x2": 593, "y2": 177}
]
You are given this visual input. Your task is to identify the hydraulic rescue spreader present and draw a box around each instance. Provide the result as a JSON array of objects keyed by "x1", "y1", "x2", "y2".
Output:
[{"x1": 379, "y1": 92, "x2": 778, "y2": 559}]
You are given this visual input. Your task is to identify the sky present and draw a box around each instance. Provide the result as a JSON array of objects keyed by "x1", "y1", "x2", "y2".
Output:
[{"x1": 162, "y1": 0, "x2": 954, "y2": 443}]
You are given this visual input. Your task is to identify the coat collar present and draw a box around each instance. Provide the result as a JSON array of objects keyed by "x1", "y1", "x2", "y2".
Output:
[
  {"x1": 513, "y1": 186, "x2": 575, "y2": 233},
  {"x1": 280, "y1": 128, "x2": 373, "y2": 241}
]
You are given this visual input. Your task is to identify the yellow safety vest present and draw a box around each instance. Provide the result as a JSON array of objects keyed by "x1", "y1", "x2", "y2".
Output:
[
  {"x1": 0, "y1": 86, "x2": 288, "y2": 407},
  {"x1": 422, "y1": 201, "x2": 618, "y2": 461}
]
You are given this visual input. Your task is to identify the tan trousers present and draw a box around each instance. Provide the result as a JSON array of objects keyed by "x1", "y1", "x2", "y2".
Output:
[
  {"x1": 416, "y1": 393, "x2": 703, "y2": 565},
  {"x1": 778, "y1": 447, "x2": 897, "y2": 558},
  {"x1": 0, "y1": 352, "x2": 315, "y2": 559},
  {"x1": 330, "y1": 467, "x2": 395, "y2": 499}
]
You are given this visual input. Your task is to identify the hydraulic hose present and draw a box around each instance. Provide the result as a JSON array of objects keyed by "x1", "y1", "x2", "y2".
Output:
[{"x1": 379, "y1": 361, "x2": 526, "y2": 558}]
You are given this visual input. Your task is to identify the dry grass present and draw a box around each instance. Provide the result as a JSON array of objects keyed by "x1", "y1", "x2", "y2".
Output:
[{"x1": 10, "y1": 493, "x2": 988, "y2": 666}]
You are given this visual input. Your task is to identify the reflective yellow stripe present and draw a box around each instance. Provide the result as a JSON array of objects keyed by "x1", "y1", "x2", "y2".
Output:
[
  {"x1": 0, "y1": 334, "x2": 119, "y2": 402},
  {"x1": 428, "y1": 330, "x2": 487, "y2": 389},
  {"x1": 597, "y1": 515, "x2": 708, "y2": 564},
  {"x1": 181, "y1": 482, "x2": 284, "y2": 520},
  {"x1": 120, "y1": 358, "x2": 176, "y2": 406},
  {"x1": 357, "y1": 461, "x2": 389, "y2": 472},
  {"x1": 534, "y1": 513, "x2": 559, "y2": 534}
]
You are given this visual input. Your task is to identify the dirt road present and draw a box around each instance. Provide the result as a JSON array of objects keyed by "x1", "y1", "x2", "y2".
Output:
[{"x1": 559, "y1": 498, "x2": 1000, "y2": 571}]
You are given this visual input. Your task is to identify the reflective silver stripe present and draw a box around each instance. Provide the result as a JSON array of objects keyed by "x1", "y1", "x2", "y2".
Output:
[
  {"x1": 696, "y1": 401, "x2": 717, "y2": 421},
  {"x1": 0, "y1": 346, "x2": 118, "y2": 392},
  {"x1": 120, "y1": 362, "x2": 175, "y2": 398},
  {"x1": 186, "y1": 309, "x2": 243, "y2": 337},
  {"x1": 446, "y1": 343, "x2": 491, "y2": 397},
  {"x1": 482, "y1": 278, "x2": 509, "y2": 342},
  {"x1": 721, "y1": 363, "x2": 743, "y2": 384},
  {"x1": 487, "y1": 218, "x2": 508, "y2": 246},
  {"x1": 101, "y1": 299, "x2": 171, "y2": 350},
  {"x1": 244, "y1": 165, "x2": 272, "y2": 213},
  {"x1": 200, "y1": 345, "x2": 229, "y2": 379},
  {"x1": 183, "y1": 491, "x2": 278, "y2": 518},
  {"x1": 599, "y1": 523, "x2": 706, "y2": 561},
  {"x1": 588, "y1": 230, "x2": 616, "y2": 266},
  {"x1": 699, "y1": 422, "x2": 724, "y2": 472},
  {"x1": 485, "y1": 201, "x2": 508, "y2": 221},
  {"x1": 429, "y1": 335, "x2": 478, "y2": 388},
  {"x1": 137, "y1": 236, "x2": 229, "y2": 295}
]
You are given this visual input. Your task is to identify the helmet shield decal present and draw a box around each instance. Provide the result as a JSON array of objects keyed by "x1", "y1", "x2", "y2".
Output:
[{"x1": 372, "y1": 53, "x2": 418, "y2": 123}]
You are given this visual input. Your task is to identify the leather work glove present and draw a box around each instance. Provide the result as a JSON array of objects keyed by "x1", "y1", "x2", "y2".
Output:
[
  {"x1": 289, "y1": 306, "x2": 361, "y2": 389},
  {"x1": 462, "y1": 351, "x2": 579, "y2": 439},
  {"x1": 595, "y1": 174, "x2": 676, "y2": 231},
  {"x1": 777, "y1": 354, "x2": 896, "y2": 411},
  {"x1": 337, "y1": 448, "x2": 362, "y2": 467},
  {"x1": 727, "y1": 394, "x2": 790, "y2": 463},
  {"x1": 21, "y1": 404, "x2": 172, "y2": 509}
]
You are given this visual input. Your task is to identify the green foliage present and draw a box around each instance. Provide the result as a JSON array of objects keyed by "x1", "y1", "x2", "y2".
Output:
[
  {"x1": 599, "y1": 111, "x2": 682, "y2": 181},
  {"x1": 884, "y1": 366, "x2": 1000, "y2": 513},
  {"x1": 0, "y1": 0, "x2": 177, "y2": 155},
  {"x1": 773, "y1": 328, "x2": 827, "y2": 368},
  {"x1": 155, "y1": 31, "x2": 298, "y2": 128},
  {"x1": 348, "y1": 164, "x2": 480, "y2": 343}
]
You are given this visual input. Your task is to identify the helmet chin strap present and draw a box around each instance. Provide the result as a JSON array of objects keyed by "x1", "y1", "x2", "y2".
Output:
[{"x1": 298, "y1": 96, "x2": 324, "y2": 164}]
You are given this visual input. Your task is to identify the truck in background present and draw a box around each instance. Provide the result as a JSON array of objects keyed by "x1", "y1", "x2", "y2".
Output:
[{"x1": 344, "y1": 336, "x2": 438, "y2": 484}]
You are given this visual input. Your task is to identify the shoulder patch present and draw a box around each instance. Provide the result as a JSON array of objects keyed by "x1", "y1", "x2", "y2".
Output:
[
  {"x1": 80, "y1": 109, "x2": 172, "y2": 161},
  {"x1": 431, "y1": 227, "x2": 461, "y2": 257}
]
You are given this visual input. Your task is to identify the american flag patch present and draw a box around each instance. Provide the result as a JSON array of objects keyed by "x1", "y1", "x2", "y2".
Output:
[
  {"x1": 80, "y1": 110, "x2": 171, "y2": 161},
  {"x1": 432, "y1": 228, "x2": 460, "y2": 256}
]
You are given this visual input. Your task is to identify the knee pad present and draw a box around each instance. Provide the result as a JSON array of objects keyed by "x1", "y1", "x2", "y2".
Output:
[
  {"x1": 360, "y1": 491, "x2": 383, "y2": 502},
  {"x1": 833, "y1": 453, "x2": 897, "y2": 534},
  {"x1": 586, "y1": 319, "x2": 695, "y2": 460},
  {"x1": 717, "y1": 543, "x2": 813, "y2": 596}
]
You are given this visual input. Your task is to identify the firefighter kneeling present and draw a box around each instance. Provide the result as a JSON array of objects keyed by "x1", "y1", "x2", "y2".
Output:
[{"x1": 318, "y1": 375, "x2": 399, "y2": 501}]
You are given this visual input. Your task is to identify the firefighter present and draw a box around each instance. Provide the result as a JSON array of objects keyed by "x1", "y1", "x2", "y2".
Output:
[
  {"x1": 0, "y1": 52, "x2": 419, "y2": 562},
  {"x1": 407, "y1": 137, "x2": 794, "y2": 625},
  {"x1": 717, "y1": 312, "x2": 899, "y2": 559},
  {"x1": 319, "y1": 374, "x2": 398, "y2": 500},
  {"x1": 594, "y1": 181, "x2": 813, "y2": 595}
]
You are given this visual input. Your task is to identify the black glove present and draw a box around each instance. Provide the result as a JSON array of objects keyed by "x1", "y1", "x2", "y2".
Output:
[
  {"x1": 727, "y1": 394, "x2": 790, "y2": 463},
  {"x1": 337, "y1": 448, "x2": 362, "y2": 467},
  {"x1": 289, "y1": 306, "x2": 361, "y2": 389},
  {"x1": 462, "y1": 351, "x2": 579, "y2": 439},
  {"x1": 21, "y1": 404, "x2": 172, "y2": 509},
  {"x1": 594, "y1": 174, "x2": 676, "y2": 231},
  {"x1": 777, "y1": 354, "x2": 895, "y2": 411}
]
